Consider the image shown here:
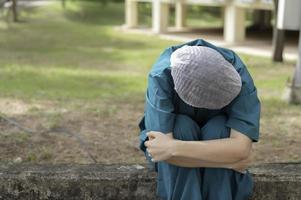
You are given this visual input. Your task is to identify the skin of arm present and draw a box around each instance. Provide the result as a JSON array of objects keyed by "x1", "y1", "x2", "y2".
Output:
[
  {"x1": 171, "y1": 128, "x2": 252, "y2": 163},
  {"x1": 145, "y1": 129, "x2": 253, "y2": 171},
  {"x1": 164, "y1": 154, "x2": 252, "y2": 173}
]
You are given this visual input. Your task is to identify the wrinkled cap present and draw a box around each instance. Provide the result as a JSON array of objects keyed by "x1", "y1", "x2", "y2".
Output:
[{"x1": 170, "y1": 45, "x2": 242, "y2": 109}]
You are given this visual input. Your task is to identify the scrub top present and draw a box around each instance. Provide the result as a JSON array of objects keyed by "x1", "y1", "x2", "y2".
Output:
[{"x1": 138, "y1": 38, "x2": 261, "y2": 159}]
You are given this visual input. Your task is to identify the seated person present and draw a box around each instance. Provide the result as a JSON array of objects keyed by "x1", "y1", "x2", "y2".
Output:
[{"x1": 138, "y1": 39, "x2": 261, "y2": 200}]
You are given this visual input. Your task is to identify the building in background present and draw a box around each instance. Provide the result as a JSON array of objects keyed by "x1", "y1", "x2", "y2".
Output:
[
  {"x1": 124, "y1": 0, "x2": 301, "y2": 104},
  {"x1": 125, "y1": 0, "x2": 274, "y2": 44}
]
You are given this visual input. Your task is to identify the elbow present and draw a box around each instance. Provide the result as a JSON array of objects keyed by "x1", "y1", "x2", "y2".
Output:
[
  {"x1": 237, "y1": 147, "x2": 251, "y2": 160},
  {"x1": 229, "y1": 138, "x2": 252, "y2": 161},
  {"x1": 230, "y1": 150, "x2": 248, "y2": 162},
  {"x1": 230, "y1": 129, "x2": 252, "y2": 160},
  {"x1": 235, "y1": 142, "x2": 252, "y2": 161}
]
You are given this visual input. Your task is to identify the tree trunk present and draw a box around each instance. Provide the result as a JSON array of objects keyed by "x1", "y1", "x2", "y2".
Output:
[
  {"x1": 253, "y1": 10, "x2": 272, "y2": 30},
  {"x1": 61, "y1": 0, "x2": 66, "y2": 9},
  {"x1": 11, "y1": 0, "x2": 18, "y2": 22}
]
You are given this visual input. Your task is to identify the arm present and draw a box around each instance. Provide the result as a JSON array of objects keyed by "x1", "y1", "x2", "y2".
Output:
[
  {"x1": 146, "y1": 130, "x2": 252, "y2": 172},
  {"x1": 138, "y1": 49, "x2": 177, "y2": 167},
  {"x1": 170, "y1": 128, "x2": 252, "y2": 164},
  {"x1": 165, "y1": 151, "x2": 252, "y2": 173}
]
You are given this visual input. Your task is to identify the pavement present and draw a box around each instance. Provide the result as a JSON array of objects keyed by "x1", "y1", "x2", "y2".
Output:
[
  {"x1": 117, "y1": 25, "x2": 299, "y2": 61},
  {"x1": 3, "y1": 0, "x2": 52, "y2": 8}
]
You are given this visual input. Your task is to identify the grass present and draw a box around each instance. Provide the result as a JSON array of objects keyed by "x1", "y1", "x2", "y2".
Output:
[
  {"x1": 0, "y1": 2, "x2": 169, "y2": 102},
  {"x1": 0, "y1": 1, "x2": 300, "y2": 164}
]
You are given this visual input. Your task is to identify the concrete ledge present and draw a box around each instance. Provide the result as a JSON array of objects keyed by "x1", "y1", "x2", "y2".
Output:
[{"x1": 0, "y1": 163, "x2": 300, "y2": 200}]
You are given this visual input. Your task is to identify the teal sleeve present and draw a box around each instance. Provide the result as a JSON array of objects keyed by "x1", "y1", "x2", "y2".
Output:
[
  {"x1": 139, "y1": 71, "x2": 176, "y2": 153},
  {"x1": 138, "y1": 45, "x2": 176, "y2": 154},
  {"x1": 224, "y1": 65, "x2": 261, "y2": 142},
  {"x1": 138, "y1": 71, "x2": 176, "y2": 172}
]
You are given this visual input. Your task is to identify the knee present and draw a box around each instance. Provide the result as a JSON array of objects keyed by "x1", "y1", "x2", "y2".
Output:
[
  {"x1": 201, "y1": 114, "x2": 230, "y2": 140},
  {"x1": 172, "y1": 114, "x2": 201, "y2": 141}
]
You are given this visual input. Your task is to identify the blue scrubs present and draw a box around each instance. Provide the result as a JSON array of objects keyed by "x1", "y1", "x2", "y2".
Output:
[{"x1": 138, "y1": 38, "x2": 261, "y2": 200}]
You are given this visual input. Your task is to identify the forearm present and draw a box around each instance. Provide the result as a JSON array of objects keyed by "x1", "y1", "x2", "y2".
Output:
[
  {"x1": 171, "y1": 137, "x2": 251, "y2": 163},
  {"x1": 165, "y1": 155, "x2": 235, "y2": 169}
]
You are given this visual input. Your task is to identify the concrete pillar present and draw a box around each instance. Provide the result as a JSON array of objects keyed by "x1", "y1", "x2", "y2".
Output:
[
  {"x1": 224, "y1": 4, "x2": 245, "y2": 44},
  {"x1": 175, "y1": 0, "x2": 186, "y2": 29},
  {"x1": 125, "y1": 0, "x2": 138, "y2": 28},
  {"x1": 152, "y1": 0, "x2": 169, "y2": 33}
]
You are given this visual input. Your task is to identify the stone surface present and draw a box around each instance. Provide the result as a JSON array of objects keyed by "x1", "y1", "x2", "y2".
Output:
[
  {"x1": 0, "y1": 162, "x2": 300, "y2": 200},
  {"x1": 249, "y1": 162, "x2": 301, "y2": 200},
  {"x1": 290, "y1": 85, "x2": 301, "y2": 104}
]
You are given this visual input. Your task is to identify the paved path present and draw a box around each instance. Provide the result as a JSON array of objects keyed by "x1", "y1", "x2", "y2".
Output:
[
  {"x1": 117, "y1": 26, "x2": 298, "y2": 61},
  {"x1": 3, "y1": 0, "x2": 51, "y2": 8}
]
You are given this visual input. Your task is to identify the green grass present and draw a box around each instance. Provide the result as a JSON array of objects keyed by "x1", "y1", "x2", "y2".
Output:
[
  {"x1": 0, "y1": 0, "x2": 298, "y2": 117},
  {"x1": 0, "y1": 1, "x2": 177, "y2": 103},
  {"x1": 0, "y1": 0, "x2": 298, "y2": 111}
]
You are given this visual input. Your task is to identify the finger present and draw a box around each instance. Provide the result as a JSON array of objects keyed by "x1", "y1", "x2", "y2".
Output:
[
  {"x1": 146, "y1": 148, "x2": 152, "y2": 156},
  {"x1": 148, "y1": 135, "x2": 155, "y2": 140},
  {"x1": 146, "y1": 148, "x2": 152, "y2": 154},
  {"x1": 147, "y1": 131, "x2": 159, "y2": 138}
]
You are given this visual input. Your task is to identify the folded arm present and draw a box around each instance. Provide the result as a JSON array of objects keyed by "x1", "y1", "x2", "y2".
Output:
[
  {"x1": 165, "y1": 153, "x2": 252, "y2": 173},
  {"x1": 164, "y1": 128, "x2": 252, "y2": 168}
]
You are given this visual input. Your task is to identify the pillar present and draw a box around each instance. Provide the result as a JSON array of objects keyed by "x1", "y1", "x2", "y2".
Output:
[
  {"x1": 224, "y1": 4, "x2": 245, "y2": 44},
  {"x1": 175, "y1": 0, "x2": 186, "y2": 29},
  {"x1": 152, "y1": 0, "x2": 169, "y2": 33},
  {"x1": 125, "y1": 0, "x2": 138, "y2": 28}
]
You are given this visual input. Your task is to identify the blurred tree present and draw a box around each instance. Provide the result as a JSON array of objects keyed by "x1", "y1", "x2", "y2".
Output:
[
  {"x1": 252, "y1": 10, "x2": 272, "y2": 30},
  {"x1": 62, "y1": 0, "x2": 66, "y2": 9},
  {"x1": 0, "y1": 0, "x2": 6, "y2": 8},
  {"x1": 11, "y1": 0, "x2": 17, "y2": 22},
  {"x1": 0, "y1": 0, "x2": 18, "y2": 22}
]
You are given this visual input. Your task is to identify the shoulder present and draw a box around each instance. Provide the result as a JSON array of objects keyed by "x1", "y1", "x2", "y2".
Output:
[
  {"x1": 148, "y1": 46, "x2": 174, "y2": 85},
  {"x1": 149, "y1": 47, "x2": 173, "y2": 76}
]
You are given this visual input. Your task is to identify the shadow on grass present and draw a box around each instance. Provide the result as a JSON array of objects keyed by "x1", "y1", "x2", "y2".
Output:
[{"x1": 63, "y1": 1, "x2": 124, "y2": 26}]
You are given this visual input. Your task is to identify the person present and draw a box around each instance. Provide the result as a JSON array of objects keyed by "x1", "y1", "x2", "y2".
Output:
[{"x1": 138, "y1": 38, "x2": 261, "y2": 200}]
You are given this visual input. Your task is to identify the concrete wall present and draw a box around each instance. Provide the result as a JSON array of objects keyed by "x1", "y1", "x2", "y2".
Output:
[{"x1": 0, "y1": 163, "x2": 300, "y2": 200}]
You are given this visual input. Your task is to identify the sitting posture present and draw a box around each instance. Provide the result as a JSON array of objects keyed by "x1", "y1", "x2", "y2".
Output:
[{"x1": 138, "y1": 39, "x2": 261, "y2": 200}]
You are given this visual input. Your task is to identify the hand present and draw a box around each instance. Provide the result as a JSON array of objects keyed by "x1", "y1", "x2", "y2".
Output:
[
  {"x1": 230, "y1": 152, "x2": 253, "y2": 174},
  {"x1": 144, "y1": 131, "x2": 175, "y2": 162}
]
